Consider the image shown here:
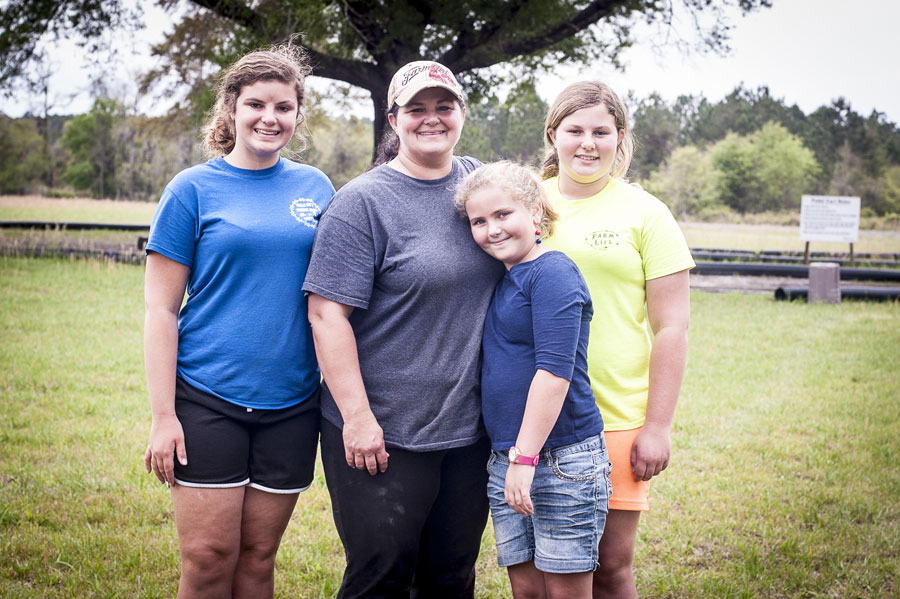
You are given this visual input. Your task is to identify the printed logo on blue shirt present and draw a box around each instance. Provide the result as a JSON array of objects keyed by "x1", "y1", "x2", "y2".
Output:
[
  {"x1": 290, "y1": 198, "x2": 321, "y2": 228},
  {"x1": 585, "y1": 230, "x2": 619, "y2": 250}
]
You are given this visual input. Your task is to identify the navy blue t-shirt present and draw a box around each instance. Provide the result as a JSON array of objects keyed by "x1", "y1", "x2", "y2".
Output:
[{"x1": 481, "y1": 251, "x2": 603, "y2": 450}]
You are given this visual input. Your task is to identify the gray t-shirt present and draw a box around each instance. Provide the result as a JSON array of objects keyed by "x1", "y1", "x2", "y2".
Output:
[{"x1": 303, "y1": 157, "x2": 505, "y2": 451}]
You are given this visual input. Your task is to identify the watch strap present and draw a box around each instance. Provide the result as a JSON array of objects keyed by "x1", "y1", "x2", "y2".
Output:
[{"x1": 509, "y1": 446, "x2": 539, "y2": 466}]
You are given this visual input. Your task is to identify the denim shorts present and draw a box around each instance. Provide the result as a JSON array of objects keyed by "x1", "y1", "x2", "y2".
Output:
[{"x1": 487, "y1": 434, "x2": 611, "y2": 573}]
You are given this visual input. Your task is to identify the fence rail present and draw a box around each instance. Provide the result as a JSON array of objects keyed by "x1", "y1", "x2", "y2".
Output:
[
  {"x1": 2, "y1": 222, "x2": 899, "y2": 285},
  {"x1": 0, "y1": 220, "x2": 150, "y2": 231}
]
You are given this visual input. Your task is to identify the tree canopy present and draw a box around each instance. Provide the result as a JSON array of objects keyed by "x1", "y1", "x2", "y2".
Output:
[{"x1": 1, "y1": 0, "x2": 773, "y2": 148}]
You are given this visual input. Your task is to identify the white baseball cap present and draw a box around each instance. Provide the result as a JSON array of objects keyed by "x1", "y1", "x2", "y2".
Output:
[{"x1": 387, "y1": 61, "x2": 464, "y2": 107}]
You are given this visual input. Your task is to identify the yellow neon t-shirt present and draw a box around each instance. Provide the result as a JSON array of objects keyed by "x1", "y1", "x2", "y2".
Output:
[{"x1": 542, "y1": 177, "x2": 695, "y2": 430}]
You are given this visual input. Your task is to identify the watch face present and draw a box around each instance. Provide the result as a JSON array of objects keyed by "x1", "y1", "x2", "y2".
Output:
[{"x1": 508, "y1": 447, "x2": 537, "y2": 465}]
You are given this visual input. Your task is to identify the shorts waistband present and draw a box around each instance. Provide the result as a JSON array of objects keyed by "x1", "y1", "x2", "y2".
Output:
[{"x1": 491, "y1": 433, "x2": 605, "y2": 463}]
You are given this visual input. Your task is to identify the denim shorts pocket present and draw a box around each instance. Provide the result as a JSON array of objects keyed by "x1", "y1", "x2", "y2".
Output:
[
  {"x1": 486, "y1": 451, "x2": 497, "y2": 474},
  {"x1": 604, "y1": 461, "x2": 613, "y2": 499},
  {"x1": 549, "y1": 449, "x2": 596, "y2": 482}
]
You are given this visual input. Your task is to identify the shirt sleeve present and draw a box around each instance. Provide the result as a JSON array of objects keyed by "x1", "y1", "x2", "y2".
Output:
[
  {"x1": 529, "y1": 258, "x2": 589, "y2": 381},
  {"x1": 640, "y1": 197, "x2": 696, "y2": 281},
  {"x1": 302, "y1": 194, "x2": 376, "y2": 310},
  {"x1": 146, "y1": 186, "x2": 197, "y2": 268}
]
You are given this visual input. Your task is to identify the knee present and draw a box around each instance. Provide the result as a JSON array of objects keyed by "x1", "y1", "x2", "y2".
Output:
[
  {"x1": 596, "y1": 544, "x2": 634, "y2": 574},
  {"x1": 594, "y1": 542, "x2": 635, "y2": 590},
  {"x1": 180, "y1": 538, "x2": 237, "y2": 580},
  {"x1": 512, "y1": 584, "x2": 547, "y2": 599},
  {"x1": 239, "y1": 536, "x2": 281, "y2": 570}
]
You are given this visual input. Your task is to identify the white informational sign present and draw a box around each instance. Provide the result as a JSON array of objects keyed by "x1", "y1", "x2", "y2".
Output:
[{"x1": 799, "y1": 195, "x2": 861, "y2": 243}]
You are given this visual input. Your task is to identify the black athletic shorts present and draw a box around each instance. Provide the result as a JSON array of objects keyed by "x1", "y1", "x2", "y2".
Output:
[{"x1": 173, "y1": 377, "x2": 319, "y2": 493}]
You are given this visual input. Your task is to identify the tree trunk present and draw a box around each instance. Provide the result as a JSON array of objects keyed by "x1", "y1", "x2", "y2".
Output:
[{"x1": 371, "y1": 91, "x2": 389, "y2": 163}]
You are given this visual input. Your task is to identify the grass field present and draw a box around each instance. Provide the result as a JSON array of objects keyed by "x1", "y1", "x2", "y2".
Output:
[
  {"x1": 1, "y1": 255, "x2": 898, "y2": 598},
  {"x1": 679, "y1": 222, "x2": 900, "y2": 255},
  {"x1": 0, "y1": 196, "x2": 157, "y2": 224}
]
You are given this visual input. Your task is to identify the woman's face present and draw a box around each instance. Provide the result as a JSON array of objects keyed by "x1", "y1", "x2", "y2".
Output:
[
  {"x1": 389, "y1": 87, "x2": 465, "y2": 164},
  {"x1": 547, "y1": 103, "x2": 624, "y2": 185},
  {"x1": 228, "y1": 79, "x2": 298, "y2": 169}
]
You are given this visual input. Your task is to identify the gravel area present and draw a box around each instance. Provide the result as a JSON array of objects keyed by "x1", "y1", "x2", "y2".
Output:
[{"x1": 690, "y1": 274, "x2": 805, "y2": 294}]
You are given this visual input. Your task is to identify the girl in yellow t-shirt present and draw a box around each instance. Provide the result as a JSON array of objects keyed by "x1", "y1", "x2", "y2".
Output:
[{"x1": 541, "y1": 81, "x2": 695, "y2": 599}]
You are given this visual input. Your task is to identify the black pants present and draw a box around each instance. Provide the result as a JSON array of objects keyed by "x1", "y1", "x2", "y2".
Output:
[{"x1": 320, "y1": 418, "x2": 490, "y2": 599}]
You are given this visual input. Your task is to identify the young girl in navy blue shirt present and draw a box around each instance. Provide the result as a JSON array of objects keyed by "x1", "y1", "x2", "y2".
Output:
[{"x1": 455, "y1": 161, "x2": 609, "y2": 599}]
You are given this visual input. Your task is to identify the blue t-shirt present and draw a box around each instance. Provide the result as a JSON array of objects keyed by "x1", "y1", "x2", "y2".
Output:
[
  {"x1": 481, "y1": 251, "x2": 603, "y2": 450},
  {"x1": 147, "y1": 157, "x2": 334, "y2": 409}
]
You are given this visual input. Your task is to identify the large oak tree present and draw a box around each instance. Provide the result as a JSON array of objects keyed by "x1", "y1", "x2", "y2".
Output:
[{"x1": 1, "y1": 0, "x2": 772, "y2": 148}]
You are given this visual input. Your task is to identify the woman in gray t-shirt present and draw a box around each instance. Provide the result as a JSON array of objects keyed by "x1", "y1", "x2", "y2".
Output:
[{"x1": 303, "y1": 61, "x2": 504, "y2": 598}]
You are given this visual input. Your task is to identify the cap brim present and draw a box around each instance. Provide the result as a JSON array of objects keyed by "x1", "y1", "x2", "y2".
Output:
[{"x1": 394, "y1": 81, "x2": 464, "y2": 107}]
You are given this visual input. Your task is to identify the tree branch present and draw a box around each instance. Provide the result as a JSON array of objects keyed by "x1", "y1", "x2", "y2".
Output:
[
  {"x1": 187, "y1": 0, "x2": 268, "y2": 34},
  {"x1": 438, "y1": 0, "x2": 530, "y2": 68},
  {"x1": 340, "y1": 0, "x2": 390, "y2": 58},
  {"x1": 306, "y1": 48, "x2": 382, "y2": 91},
  {"x1": 443, "y1": 0, "x2": 627, "y2": 71}
]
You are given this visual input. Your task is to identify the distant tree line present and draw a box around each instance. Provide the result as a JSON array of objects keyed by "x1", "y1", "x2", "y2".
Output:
[
  {"x1": 0, "y1": 92, "x2": 373, "y2": 201},
  {"x1": 0, "y1": 99, "x2": 201, "y2": 202},
  {"x1": 630, "y1": 86, "x2": 900, "y2": 218},
  {"x1": 2, "y1": 83, "x2": 899, "y2": 218},
  {"x1": 459, "y1": 83, "x2": 900, "y2": 218}
]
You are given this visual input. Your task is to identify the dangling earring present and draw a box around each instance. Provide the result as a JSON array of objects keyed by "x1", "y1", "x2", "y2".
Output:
[{"x1": 535, "y1": 229, "x2": 542, "y2": 245}]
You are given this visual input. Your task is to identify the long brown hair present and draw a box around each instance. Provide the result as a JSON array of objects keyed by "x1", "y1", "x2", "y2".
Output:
[
  {"x1": 542, "y1": 81, "x2": 634, "y2": 180},
  {"x1": 202, "y1": 43, "x2": 311, "y2": 159}
]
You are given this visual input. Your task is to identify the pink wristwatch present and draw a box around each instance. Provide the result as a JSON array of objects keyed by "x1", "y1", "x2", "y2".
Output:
[{"x1": 508, "y1": 446, "x2": 539, "y2": 466}]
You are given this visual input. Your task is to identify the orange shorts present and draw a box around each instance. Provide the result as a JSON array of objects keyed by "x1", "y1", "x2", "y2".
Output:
[{"x1": 605, "y1": 427, "x2": 650, "y2": 511}]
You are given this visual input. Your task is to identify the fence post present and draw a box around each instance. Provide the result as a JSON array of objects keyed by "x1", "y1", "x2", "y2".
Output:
[{"x1": 808, "y1": 262, "x2": 841, "y2": 304}]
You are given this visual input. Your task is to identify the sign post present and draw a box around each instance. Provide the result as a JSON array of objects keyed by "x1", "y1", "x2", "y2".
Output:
[{"x1": 799, "y1": 195, "x2": 861, "y2": 264}]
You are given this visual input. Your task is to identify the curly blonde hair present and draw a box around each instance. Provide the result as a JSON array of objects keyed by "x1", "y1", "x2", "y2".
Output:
[
  {"x1": 454, "y1": 161, "x2": 559, "y2": 240},
  {"x1": 202, "y1": 43, "x2": 311, "y2": 159},
  {"x1": 542, "y1": 81, "x2": 634, "y2": 181}
]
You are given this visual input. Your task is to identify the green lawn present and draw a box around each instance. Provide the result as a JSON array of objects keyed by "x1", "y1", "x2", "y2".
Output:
[
  {"x1": 679, "y1": 222, "x2": 900, "y2": 255},
  {"x1": 1, "y1": 256, "x2": 899, "y2": 598},
  {"x1": 0, "y1": 196, "x2": 157, "y2": 224}
]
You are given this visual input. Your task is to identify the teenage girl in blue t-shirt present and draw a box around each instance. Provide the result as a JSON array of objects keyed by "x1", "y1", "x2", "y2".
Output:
[
  {"x1": 454, "y1": 161, "x2": 609, "y2": 599},
  {"x1": 143, "y1": 44, "x2": 333, "y2": 598}
]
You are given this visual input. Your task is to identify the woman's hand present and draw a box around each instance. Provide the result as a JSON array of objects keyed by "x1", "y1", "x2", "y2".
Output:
[
  {"x1": 143, "y1": 253, "x2": 190, "y2": 488},
  {"x1": 504, "y1": 464, "x2": 536, "y2": 516},
  {"x1": 308, "y1": 293, "x2": 389, "y2": 476},
  {"x1": 640, "y1": 269, "x2": 690, "y2": 482},
  {"x1": 342, "y1": 410, "x2": 390, "y2": 475},
  {"x1": 630, "y1": 423, "x2": 670, "y2": 481},
  {"x1": 144, "y1": 413, "x2": 187, "y2": 486}
]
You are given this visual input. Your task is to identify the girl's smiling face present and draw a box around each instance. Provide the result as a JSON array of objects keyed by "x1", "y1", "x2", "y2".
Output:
[
  {"x1": 465, "y1": 185, "x2": 543, "y2": 270},
  {"x1": 548, "y1": 103, "x2": 624, "y2": 187},
  {"x1": 227, "y1": 79, "x2": 298, "y2": 169}
]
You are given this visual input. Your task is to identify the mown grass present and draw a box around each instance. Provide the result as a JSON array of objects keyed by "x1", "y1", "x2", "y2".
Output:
[
  {"x1": 2, "y1": 256, "x2": 899, "y2": 598},
  {"x1": 0, "y1": 196, "x2": 157, "y2": 224},
  {"x1": 679, "y1": 222, "x2": 900, "y2": 254},
  {"x1": 643, "y1": 293, "x2": 900, "y2": 597}
]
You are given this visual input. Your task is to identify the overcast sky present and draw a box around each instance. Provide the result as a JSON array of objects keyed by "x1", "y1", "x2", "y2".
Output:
[
  {"x1": 3, "y1": 0, "x2": 899, "y2": 123},
  {"x1": 539, "y1": 0, "x2": 900, "y2": 122}
]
